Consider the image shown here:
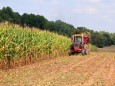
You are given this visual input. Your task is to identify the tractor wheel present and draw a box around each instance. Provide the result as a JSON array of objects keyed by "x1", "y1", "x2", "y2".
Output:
[
  {"x1": 68, "y1": 50, "x2": 75, "y2": 56},
  {"x1": 85, "y1": 49, "x2": 89, "y2": 55},
  {"x1": 68, "y1": 51, "x2": 72, "y2": 56},
  {"x1": 82, "y1": 50, "x2": 85, "y2": 55},
  {"x1": 69, "y1": 44, "x2": 75, "y2": 56},
  {"x1": 84, "y1": 44, "x2": 90, "y2": 55},
  {"x1": 85, "y1": 50, "x2": 88, "y2": 55}
]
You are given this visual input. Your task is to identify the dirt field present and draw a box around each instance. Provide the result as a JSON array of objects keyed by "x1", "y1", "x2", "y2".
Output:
[{"x1": 0, "y1": 52, "x2": 115, "y2": 86}]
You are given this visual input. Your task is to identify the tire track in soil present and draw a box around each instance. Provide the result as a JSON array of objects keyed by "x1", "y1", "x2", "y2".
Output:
[
  {"x1": 45, "y1": 55, "x2": 108, "y2": 86},
  {"x1": 0, "y1": 55, "x2": 94, "y2": 86},
  {"x1": 106, "y1": 60, "x2": 115, "y2": 86},
  {"x1": 40, "y1": 55, "x2": 104, "y2": 85},
  {"x1": 72, "y1": 57, "x2": 107, "y2": 86},
  {"x1": 60, "y1": 56, "x2": 98, "y2": 73},
  {"x1": 39, "y1": 56, "x2": 97, "y2": 85},
  {"x1": 1, "y1": 53, "x2": 115, "y2": 86},
  {"x1": 80, "y1": 57, "x2": 113, "y2": 86}
]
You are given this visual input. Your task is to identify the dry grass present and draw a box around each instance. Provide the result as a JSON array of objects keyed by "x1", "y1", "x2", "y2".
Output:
[
  {"x1": 0, "y1": 52, "x2": 115, "y2": 86},
  {"x1": 98, "y1": 45, "x2": 115, "y2": 52}
]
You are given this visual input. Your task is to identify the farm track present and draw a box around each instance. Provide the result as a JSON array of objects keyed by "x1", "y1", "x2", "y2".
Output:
[{"x1": 0, "y1": 52, "x2": 115, "y2": 86}]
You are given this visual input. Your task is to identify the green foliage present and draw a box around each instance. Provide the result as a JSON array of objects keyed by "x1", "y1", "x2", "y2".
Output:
[
  {"x1": 110, "y1": 33, "x2": 115, "y2": 45},
  {"x1": 0, "y1": 16, "x2": 2, "y2": 22},
  {"x1": 75, "y1": 27, "x2": 115, "y2": 48},
  {"x1": 46, "y1": 20, "x2": 75, "y2": 37},
  {"x1": 0, "y1": 23, "x2": 71, "y2": 61},
  {"x1": 21, "y1": 13, "x2": 47, "y2": 29},
  {"x1": 90, "y1": 31, "x2": 113, "y2": 48},
  {"x1": 89, "y1": 44, "x2": 98, "y2": 52},
  {"x1": 13, "y1": 12, "x2": 21, "y2": 24},
  {"x1": 0, "y1": 7, "x2": 115, "y2": 48}
]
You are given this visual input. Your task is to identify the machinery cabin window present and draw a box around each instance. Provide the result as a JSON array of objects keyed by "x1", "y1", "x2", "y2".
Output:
[{"x1": 74, "y1": 36, "x2": 82, "y2": 43}]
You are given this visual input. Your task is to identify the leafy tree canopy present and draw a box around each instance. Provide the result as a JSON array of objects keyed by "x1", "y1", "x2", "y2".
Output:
[{"x1": 0, "y1": 7, "x2": 114, "y2": 48}]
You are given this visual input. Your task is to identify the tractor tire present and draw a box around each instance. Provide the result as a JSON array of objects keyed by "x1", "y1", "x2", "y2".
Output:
[
  {"x1": 68, "y1": 50, "x2": 75, "y2": 56},
  {"x1": 85, "y1": 49, "x2": 89, "y2": 55},
  {"x1": 84, "y1": 44, "x2": 90, "y2": 55},
  {"x1": 82, "y1": 50, "x2": 85, "y2": 55},
  {"x1": 68, "y1": 51, "x2": 72, "y2": 56},
  {"x1": 69, "y1": 44, "x2": 75, "y2": 56},
  {"x1": 70, "y1": 44, "x2": 74, "y2": 50}
]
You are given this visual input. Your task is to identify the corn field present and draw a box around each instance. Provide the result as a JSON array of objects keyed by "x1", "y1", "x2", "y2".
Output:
[{"x1": 0, "y1": 23, "x2": 71, "y2": 69}]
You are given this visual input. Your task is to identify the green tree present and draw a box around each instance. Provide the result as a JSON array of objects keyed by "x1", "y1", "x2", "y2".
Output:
[
  {"x1": 0, "y1": 16, "x2": 2, "y2": 22},
  {"x1": 110, "y1": 33, "x2": 115, "y2": 45},
  {"x1": 21, "y1": 13, "x2": 29, "y2": 27},
  {"x1": 13, "y1": 12, "x2": 21, "y2": 24},
  {"x1": 0, "y1": 6, "x2": 114, "y2": 47},
  {"x1": 1, "y1": 7, "x2": 14, "y2": 22},
  {"x1": 36, "y1": 15, "x2": 48, "y2": 29}
]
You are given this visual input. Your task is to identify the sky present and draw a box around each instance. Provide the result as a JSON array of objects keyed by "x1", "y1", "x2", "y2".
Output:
[{"x1": 0, "y1": 0, "x2": 115, "y2": 33}]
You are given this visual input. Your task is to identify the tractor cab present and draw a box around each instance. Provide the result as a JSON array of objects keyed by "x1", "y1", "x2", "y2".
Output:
[
  {"x1": 69, "y1": 32, "x2": 90, "y2": 55},
  {"x1": 73, "y1": 36, "x2": 82, "y2": 44}
]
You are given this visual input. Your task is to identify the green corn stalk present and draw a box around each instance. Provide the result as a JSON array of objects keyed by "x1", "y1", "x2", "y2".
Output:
[{"x1": 0, "y1": 23, "x2": 71, "y2": 68}]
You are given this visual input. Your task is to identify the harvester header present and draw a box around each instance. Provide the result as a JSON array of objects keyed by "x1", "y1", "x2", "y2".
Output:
[{"x1": 72, "y1": 31, "x2": 90, "y2": 37}]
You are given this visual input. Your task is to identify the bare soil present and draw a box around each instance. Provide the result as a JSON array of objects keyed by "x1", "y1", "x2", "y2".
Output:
[{"x1": 0, "y1": 52, "x2": 115, "y2": 86}]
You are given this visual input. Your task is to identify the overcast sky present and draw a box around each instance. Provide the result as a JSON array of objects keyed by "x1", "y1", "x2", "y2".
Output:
[{"x1": 0, "y1": 0, "x2": 115, "y2": 33}]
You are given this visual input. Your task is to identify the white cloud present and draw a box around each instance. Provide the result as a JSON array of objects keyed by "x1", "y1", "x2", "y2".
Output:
[
  {"x1": 31, "y1": 0, "x2": 60, "y2": 5},
  {"x1": 74, "y1": 9, "x2": 83, "y2": 14},
  {"x1": 86, "y1": 8, "x2": 98, "y2": 13},
  {"x1": 30, "y1": 0, "x2": 48, "y2": 3},
  {"x1": 74, "y1": 7, "x2": 98, "y2": 14},
  {"x1": 98, "y1": 15, "x2": 113, "y2": 23},
  {"x1": 109, "y1": 10, "x2": 115, "y2": 15},
  {"x1": 87, "y1": 0, "x2": 101, "y2": 3}
]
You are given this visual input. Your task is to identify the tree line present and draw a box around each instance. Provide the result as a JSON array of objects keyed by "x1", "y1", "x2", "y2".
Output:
[{"x1": 0, "y1": 7, "x2": 115, "y2": 48}]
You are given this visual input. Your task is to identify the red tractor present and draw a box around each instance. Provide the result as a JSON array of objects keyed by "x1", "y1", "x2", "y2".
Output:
[{"x1": 69, "y1": 32, "x2": 90, "y2": 55}]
